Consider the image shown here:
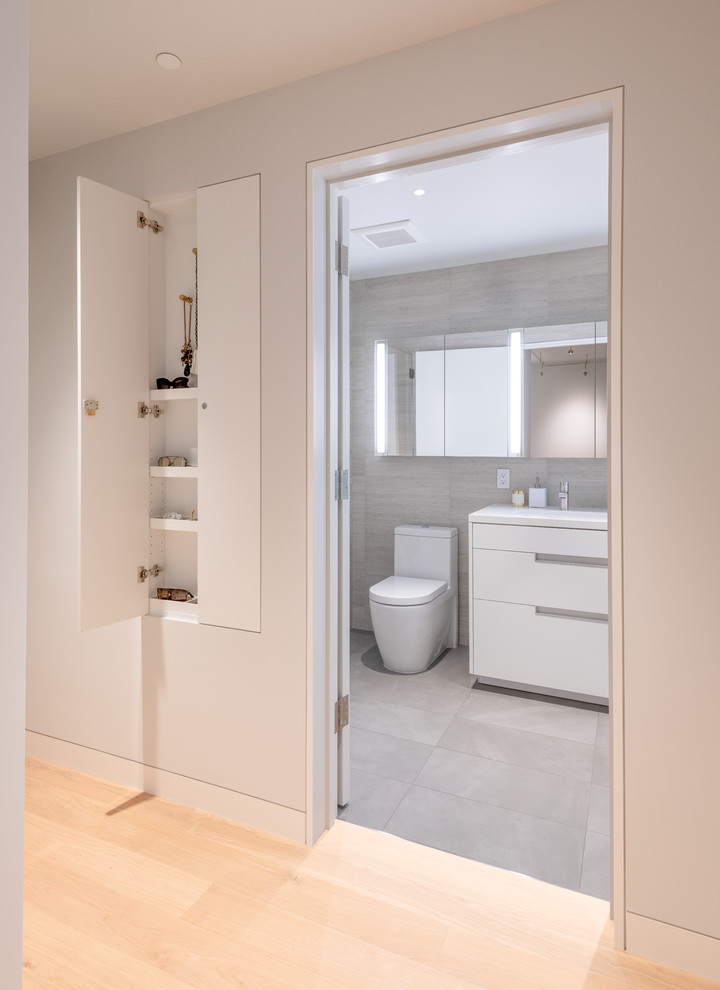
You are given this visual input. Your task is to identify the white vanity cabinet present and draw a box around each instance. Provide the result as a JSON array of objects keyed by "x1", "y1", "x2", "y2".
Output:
[
  {"x1": 78, "y1": 174, "x2": 260, "y2": 633},
  {"x1": 469, "y1": 505, "x2": 608, "y2": 702}
]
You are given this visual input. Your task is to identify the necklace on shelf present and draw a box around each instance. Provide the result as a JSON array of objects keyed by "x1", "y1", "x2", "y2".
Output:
[
  {"x1": 191, "y1": 248, "x2": 199, "y2": 376},
  {"x1": 179, "y1": 293, "x2": 193, "y2": 376}
]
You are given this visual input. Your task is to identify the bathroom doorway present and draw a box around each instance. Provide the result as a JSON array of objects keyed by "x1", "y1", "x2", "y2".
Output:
[{"x1": 310, "y1": 90, "x2": 623, "y2": 907}]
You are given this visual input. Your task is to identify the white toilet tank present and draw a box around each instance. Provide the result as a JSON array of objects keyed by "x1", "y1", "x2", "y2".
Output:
[{"x1": 394, "y1": 525, "x2": 458, "y2": 589}]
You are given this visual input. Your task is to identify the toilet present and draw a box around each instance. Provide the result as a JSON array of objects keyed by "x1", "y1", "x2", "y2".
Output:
[{"x1": 369, "y1": 524, "x2": 458, "y2": 674}]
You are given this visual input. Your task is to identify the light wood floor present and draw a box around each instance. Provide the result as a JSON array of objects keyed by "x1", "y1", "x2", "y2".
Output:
[{"x1": 23, "y1": 757, "x2": 716, "y2": 990}]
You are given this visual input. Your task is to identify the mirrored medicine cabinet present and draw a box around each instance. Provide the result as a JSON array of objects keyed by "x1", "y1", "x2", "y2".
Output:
[{"x1": 374, "y1": 321, "x2": 607, "y2": 459}]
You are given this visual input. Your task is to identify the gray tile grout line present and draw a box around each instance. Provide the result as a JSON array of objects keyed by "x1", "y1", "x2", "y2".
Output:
[
  {"x1": 349, "y1": 720, "x2": 605, "y2": 829},
  {"x1": 380, "y1": 776, "x2": 591, "y2": 835},
  {"x1": 351, "y1": 716, "x2": 603, "y2": 785}
]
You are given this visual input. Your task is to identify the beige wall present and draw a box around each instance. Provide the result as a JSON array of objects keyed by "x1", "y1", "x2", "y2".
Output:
[
  {"x1": 1, "y1": 0, "x2": 27, "y2": 985},
  {"x1": 27, "y1": 0, "x2": 720, "y2": 979}
]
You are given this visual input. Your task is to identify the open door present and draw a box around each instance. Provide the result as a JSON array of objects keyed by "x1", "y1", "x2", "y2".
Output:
[
  {"x1": 78, "y1": 177, "x2": 150, "y2": 631},
  {"x1": 196, "y1": 175, "x2": 261, "y2": 632},
  {"x1": 329, "y1": 191, "x2": 351, "y2": 807}
]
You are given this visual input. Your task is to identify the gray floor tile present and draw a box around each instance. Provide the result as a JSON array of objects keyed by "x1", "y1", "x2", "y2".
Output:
[
  {"x1": 587, "y1": 784, "x2": 610, "y2": 835},
  {"x1": 439, "y1": 716, "x2": 595, "y2": 781},
  {"x1": 385, "y1": 785, "x2": 585, "y2": 890},
  {"x1": 415, "y1": 748, "x2": 591, "y2": 828},
  {"x1": 424, "y1": 646, "x2": 477, "y2": 689},
  {"x1": 337, "y1": 769, "x2": 410, "y2": 830},
  {"x1": 350, "y1": 629, "x2": 376, "y2": 657},
  {"x1": 350, "y1": 666, "x2": 400, "y2": 703},
  {"x1": 580, "y1": 830, "x2": 610, "y2": 900},
  {"x1": 351, "y1": 644, "x2": 473, "y2": 714},
  {"x1": 592, "y1": 742, "x2": 610, "y2": 786},
  {"x1": 596, "y1": 712, "x2": 610, "y2": 748},
  {"x1": 345, "y1": 631, "x2": 610, "y2": 896},
  {"x1": 457, "y1": 689, "x2": 599, "y2": 746},
  {"x1": 351, "y1": 697, "x2": 454, "y2": 746},
  {"x1": 349, "y1": 726, "x2": 434, "y2": 782},
  {"x1": 387, "y1": 671, "x2": 473, "y2": 716}
]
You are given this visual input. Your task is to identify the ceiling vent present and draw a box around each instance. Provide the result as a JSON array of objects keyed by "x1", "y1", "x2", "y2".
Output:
[{"x1": 351, "y1": 219, "x2": 427, "y2": 250}]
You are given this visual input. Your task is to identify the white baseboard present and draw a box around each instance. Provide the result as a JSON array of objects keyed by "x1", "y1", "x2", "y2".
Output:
[
  {"x1": 626, "y1": 912, "x2": 720, "y2": 983},
  {"x1": 25, "y1": 730, "x2": 307, "y2": 844}
]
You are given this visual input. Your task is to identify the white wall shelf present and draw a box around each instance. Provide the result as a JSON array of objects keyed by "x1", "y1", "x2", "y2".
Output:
[
  {"x1": 150, "y1": 517, "x2": 198, "y2": 532},
  {"x1": 148, "y1": 598, "x2": 198, "y2": 622},
  {"x1": 150, "y1": 466, "x2": 199, "y2": 478},
  {"x1": 150, "y1": 388, "x2": 201, "y2": 402}
]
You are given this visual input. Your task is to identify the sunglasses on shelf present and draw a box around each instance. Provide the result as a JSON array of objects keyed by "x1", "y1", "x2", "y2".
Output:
[
  {"x1": 156, "y1": 588, "x2": 195, "y2": 602},
  {"x1": 157, "y1": 455, "x2": 188, "y2": 467},
  {"x1": 156, "y1": 377, "x2": 189, "y2": 389}
]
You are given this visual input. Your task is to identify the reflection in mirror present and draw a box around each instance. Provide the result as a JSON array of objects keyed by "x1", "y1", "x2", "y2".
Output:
[
  {"x1": 375, "y1": 322, "x2": 607, "y2": 458},
  {"x1": 524, "y1": 322, "x2": 607, "y2": 458}
]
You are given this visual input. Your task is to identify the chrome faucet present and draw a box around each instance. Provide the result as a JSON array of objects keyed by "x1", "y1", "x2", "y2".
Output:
[{"x1": 559, "y1": 481, "x2": 569, "y2": 511}]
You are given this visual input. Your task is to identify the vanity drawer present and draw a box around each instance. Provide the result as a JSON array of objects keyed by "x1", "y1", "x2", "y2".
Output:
[
  {"x1": 472, "y1": 523, "x2": 607, "y2": 558},
  {"x1": 472, "y1": 548, "x2": 608, "y2": 613},
  {"x1": 472, "y1": 599, "x2": 608, "y2": 700}
]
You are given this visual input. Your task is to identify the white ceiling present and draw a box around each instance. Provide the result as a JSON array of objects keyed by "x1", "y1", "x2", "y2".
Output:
[
  {"x1": 30, "y1": 0, "x2": 603, "y2": 281},
  {"x1": 344, "y1": 129, "x2": 609, "y2": 279},
  {"x1": 29, "y1": 0, "x2": 557, "y2": 160}
]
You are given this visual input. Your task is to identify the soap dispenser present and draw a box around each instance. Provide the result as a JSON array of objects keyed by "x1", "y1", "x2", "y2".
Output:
[{"x1": 528, "y1": 476, "x2": 547, "y2": 508}]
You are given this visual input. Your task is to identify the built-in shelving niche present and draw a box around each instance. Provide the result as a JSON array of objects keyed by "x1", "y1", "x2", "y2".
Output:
[{"x1": 78, "y1": 175, "x2": 261, "y2": 633}]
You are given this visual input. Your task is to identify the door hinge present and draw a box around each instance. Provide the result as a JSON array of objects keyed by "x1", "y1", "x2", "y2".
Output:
[
  {"x1": 334, "y1": 695, "x2": 349, "y2": 733},
  {"x1": 83, "y1": 398, "x2": 99, "y2": 416},
  {"x1": 138, "y1": 401, "x2": 164, "y2": 418},
  {"x1": 137, "y1": 211, "x2": 164, "y2": 234},
  {"x1": 137, "y1": 564, "x2": 163, "y2": 583},
  {"x1": 334, "y1": 240, "x2": 349, "y2": 277},
  {"x1": 334, "y1": 469, "x2": 349, "y2": 501}
]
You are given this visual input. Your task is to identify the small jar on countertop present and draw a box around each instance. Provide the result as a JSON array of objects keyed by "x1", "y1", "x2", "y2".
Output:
[{"x1": 511, "y1": 489, "x2": 525, "y2": 508}]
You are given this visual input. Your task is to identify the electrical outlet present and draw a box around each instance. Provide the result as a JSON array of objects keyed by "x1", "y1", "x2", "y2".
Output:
[{"x1": 497, "y1": 468, "x2": 510, "y2": 489}]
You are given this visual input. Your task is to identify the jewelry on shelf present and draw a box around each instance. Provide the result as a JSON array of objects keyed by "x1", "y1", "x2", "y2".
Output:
[
  {"x1": 190, "y1": 248, "x2": 199, "y2": 378},
  {"x1": 179, "y1": 293, "x2": 193, "y2": 376}
]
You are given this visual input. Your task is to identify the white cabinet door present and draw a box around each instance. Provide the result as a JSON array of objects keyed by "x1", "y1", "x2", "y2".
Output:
[
  {"x1": 197, "y1": 176, "x2": 261, "y2": 631},
  {"x1": 472, "y1": 548, "x2": 608, "y2": 613},
  {"x1": 473, "y1": 599, "x2": 609, "y2": 699},
  {"x1": 78, "y1": 177, "x2": 150, "y2": 630}
]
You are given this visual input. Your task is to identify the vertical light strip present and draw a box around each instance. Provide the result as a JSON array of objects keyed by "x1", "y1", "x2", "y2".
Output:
[
  {"x1": 508, "y1": 329, "x2": 523, "y2": 456},
  {"x1": 375, "y1": 339, "x2": 387, "y2": 455}
]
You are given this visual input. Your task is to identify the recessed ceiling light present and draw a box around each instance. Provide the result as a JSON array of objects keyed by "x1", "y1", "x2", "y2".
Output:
[
  {"x1": 413, "y1": 188, "x2": 426, "y2": 196},
  {"x1": 156, "y1": 52, "x2": 182, "y2": 70}
]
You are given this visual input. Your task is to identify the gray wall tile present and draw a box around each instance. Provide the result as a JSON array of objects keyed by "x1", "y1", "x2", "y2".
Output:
[{"x1": 350, "y1": 247, "x2": 608, "y2": 638}]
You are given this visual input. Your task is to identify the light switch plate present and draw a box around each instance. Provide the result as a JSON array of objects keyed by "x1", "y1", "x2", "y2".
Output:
[{"x1": 497, "y1": 469, "x2": 510, "y2": 489}]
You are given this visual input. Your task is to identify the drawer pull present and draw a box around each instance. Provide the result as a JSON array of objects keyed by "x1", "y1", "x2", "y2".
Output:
[
  {"x1": 535, "y1": 553, "x2": 608, "y2": 568},
  {"x1": 535, "y1": 605, "x2": 608, "y2": 623}
]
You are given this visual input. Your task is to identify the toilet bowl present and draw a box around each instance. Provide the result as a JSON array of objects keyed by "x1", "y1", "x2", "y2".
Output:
[{"x1": 369, "y1": 525, "x2": 458, "y2": 674}]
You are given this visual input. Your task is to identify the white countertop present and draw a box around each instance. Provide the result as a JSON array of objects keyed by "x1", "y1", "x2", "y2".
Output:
[{"x1": 469, "y1": 504, "x2": 607, "y2": 530}]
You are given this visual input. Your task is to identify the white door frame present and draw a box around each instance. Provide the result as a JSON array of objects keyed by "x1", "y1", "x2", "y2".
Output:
[{"x1": 306, "y1": 87, "x2": 625, "y2": 944}]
